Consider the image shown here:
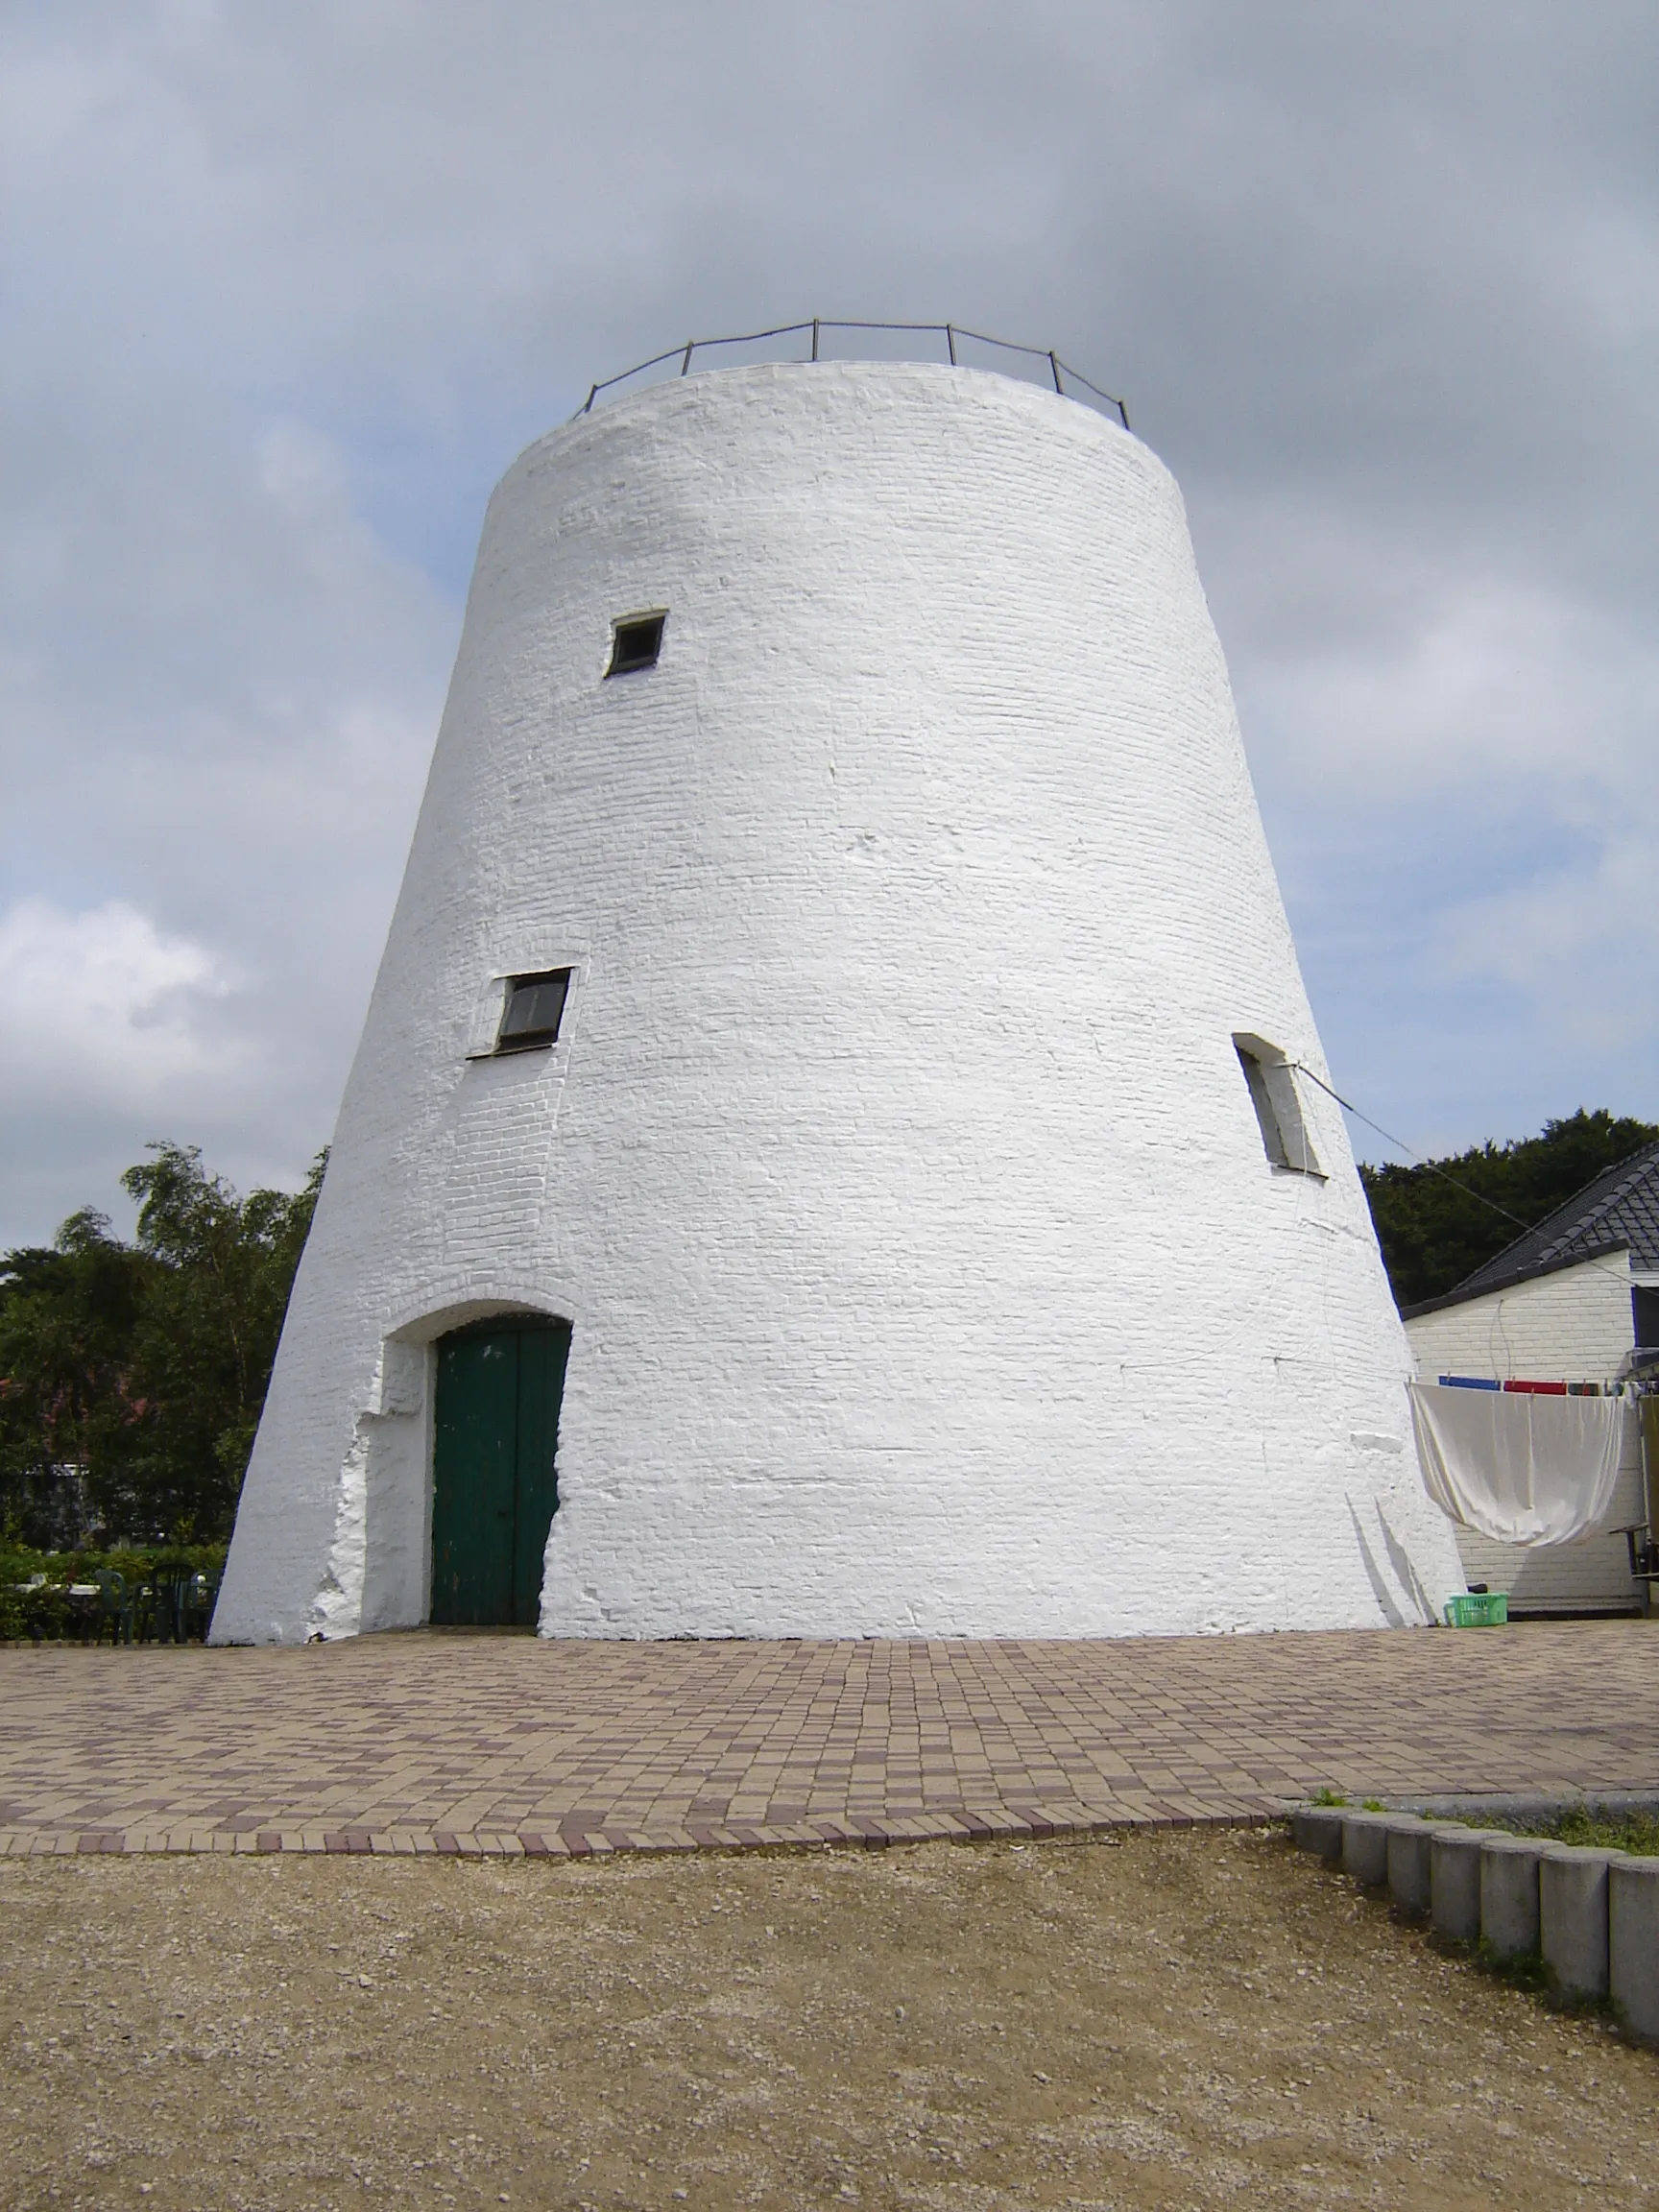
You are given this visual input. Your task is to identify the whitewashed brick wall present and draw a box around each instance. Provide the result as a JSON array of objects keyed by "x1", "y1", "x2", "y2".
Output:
[{"x1": 213, "y1": 361, "x2": 1466, "y2": 1645}]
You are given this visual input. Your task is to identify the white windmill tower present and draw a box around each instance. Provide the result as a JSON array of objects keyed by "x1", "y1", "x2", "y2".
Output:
[{"x1": 212, "y1": 328, "x2": 1462, "y2": 1645}]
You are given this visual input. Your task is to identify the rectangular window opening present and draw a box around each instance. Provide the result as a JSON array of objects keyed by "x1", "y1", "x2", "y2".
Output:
[
  {"x1": 496, "y1": 969, "x2": 572, "y2": 1054},
  {"x1": 1233, "y1": 1033, "x2": 1323, "y2": 1177},
  {"x1": 607, "y1": 612, "x2": 666, "y2": 676}
]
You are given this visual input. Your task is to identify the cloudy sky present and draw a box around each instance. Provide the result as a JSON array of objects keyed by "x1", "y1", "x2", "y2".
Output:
[{"x1": 3, "y1": 0, "x2": 1656, "y2": 1245}]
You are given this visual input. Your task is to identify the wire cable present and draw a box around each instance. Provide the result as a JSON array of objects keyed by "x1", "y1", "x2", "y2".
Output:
[
  {"x1": 1290, "y1": 1061, "x2": 1644, "y2": 1310},
  {"x1": 1288, "y1": 1064, "x2": 1538, "y2": 1235}
]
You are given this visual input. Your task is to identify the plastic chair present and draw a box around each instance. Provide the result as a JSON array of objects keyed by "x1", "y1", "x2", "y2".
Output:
[
  {"x1": 180, "y1": 1571, "x2": 220, "y2": 1643},
  {"x1": 94, "y1": 1569, "x2": 134, "y2": 1646},
  {"x1": 149, "y1": 1566, "x2": 192, "y2": 1644}
]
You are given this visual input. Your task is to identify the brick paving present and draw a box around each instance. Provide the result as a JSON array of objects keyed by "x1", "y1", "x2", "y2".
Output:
[{"x1": 2, "y1": 1621, "x2": 1656, "y2": 1858}]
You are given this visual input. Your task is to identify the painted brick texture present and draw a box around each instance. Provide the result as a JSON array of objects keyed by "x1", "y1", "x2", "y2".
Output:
[{"x1": 214, "y1": 362, "x2": 1465, "y2": 1646}]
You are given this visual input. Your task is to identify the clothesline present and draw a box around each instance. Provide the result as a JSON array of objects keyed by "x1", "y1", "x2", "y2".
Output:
[
  {"x1": 1438, "y1": 1373, "x2": 1659, "y2": 1399},
  {"x1": 1410, "y1": 1380, "x2": 1627, "y2": 1546}
]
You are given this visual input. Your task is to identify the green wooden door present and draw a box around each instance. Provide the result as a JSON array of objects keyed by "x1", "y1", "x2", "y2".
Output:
[{"x1": 430, "y1": 1314, "x2": 571, "y2": 1626}]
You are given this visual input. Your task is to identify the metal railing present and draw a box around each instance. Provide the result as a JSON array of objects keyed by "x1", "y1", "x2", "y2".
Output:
[{"x1": 575, "y1": 321, "x2": 1130, "y2": 429}]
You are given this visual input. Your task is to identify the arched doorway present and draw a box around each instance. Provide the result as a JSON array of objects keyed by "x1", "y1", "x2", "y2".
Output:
[{"x1": 429, "y1": 1312, "x2": 571, "y2": 1626}]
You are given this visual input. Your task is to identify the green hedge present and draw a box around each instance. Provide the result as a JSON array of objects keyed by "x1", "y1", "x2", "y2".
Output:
[{"x1": 0, "y1": 1541, "x2": 227, "y2": 1643}]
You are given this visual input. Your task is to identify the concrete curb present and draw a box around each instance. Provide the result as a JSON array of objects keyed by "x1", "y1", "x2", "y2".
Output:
[
  {"x1": 1481, "y1": 1833, "x2": 1542, "y2": 1960},
  {"x1": 1289, "y1": 1803, "x2": 1659, "y2": 2042},
  {"x1": 1391, "y1": 1791, "x2": 1659, "y2": 1824},
  {"x1": 1610, "y1": 1859, "x2": 1659, "y2": 2041},
  {"x1": 1385, "y1": 1820, "x2": 1435, "y2": 1917},
  {"x1": 0, "y1": 1798, "x2": 1286, "y2": 1862},
  {"x1": 1340, "y1": 1811, "x2": 1394, "y2": 1885},
  {"x1": 1288, "y1": 1807, "x2": 1343, "y2": 1860},
  {"x1": 1431, "y1": 1827, "x2": 1483, "y2": 1943},
  {"x1": 1541, "y1": 1846, "x2": 1616, "y2": 1999}
]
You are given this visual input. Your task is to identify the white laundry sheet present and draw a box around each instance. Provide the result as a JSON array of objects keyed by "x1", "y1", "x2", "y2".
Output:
[{"x1": 1407, "y1": 1381, "x2": 1625, "y2": 1548}]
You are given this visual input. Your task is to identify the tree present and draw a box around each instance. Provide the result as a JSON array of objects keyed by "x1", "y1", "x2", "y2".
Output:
[
  {"x1": 1359, "y1": 1108, "x2": 1659, "y2": 1310},
  {"x1": 0, "y1": 1143, "x2": 325, "y2": 1544},
  {"x1": 0, "y1": 1213, "x2": 154, "y2": 1547}
]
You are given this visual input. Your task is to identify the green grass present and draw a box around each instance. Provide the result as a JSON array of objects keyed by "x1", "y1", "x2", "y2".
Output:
[
  {"x1": 1453, "y1": 1804, "x2": 1659, "y2": 1858},
  {"x1": 1473, "y1": 1936, "x2": 1551, "y2": 1995}
]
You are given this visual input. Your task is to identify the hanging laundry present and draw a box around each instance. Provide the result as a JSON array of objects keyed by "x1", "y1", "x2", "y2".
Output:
[
  {"x1": 1408, "y1": 1381, "x2": 1624, "y2": 1548},
  {"x1": 1439, "y1": 1374, "x2": 1500, "y2": 1391},
  {"x1": 1503, "y1": 1378, "x2": 1568, "y2": 1396}
]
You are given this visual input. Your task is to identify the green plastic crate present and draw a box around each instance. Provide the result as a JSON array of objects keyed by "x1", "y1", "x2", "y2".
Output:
[{"x1": 1443, "y1": 1592, "x2": 1508, "y2": 1627}]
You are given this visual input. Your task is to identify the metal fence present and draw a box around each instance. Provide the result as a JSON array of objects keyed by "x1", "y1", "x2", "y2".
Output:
[{"x1": 575, "y1": 321, "x2": 1129, "y2": 429}]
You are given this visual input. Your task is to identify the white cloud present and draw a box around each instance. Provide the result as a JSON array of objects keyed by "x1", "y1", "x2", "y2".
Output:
[
  {"x1": 1245, "y1": 580, "x2": 1659, "y2": 798},
  {"x1": 0, "y1": 898, "x2": 236, "y2": 1107},
  {"x1": 1218, "y1": 556, "x2": 1659, "y2": 1143},
  {"x1": 0, "y1": 389, "x2": 451, "y2": 1238},
  {"x1": 1443, "y1": 831, "x2": 1659, "y2": 1048}
]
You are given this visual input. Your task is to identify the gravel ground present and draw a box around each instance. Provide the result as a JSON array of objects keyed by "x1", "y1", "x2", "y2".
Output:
[{"x1": 1, "y1": 1826, "x2": 1654, "y2": 2211}]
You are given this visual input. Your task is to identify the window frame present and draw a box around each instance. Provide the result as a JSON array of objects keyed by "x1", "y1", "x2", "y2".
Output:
[
  {"x1": 494, "y1": 968, "x2": 573, "y2": 1056},
  {"x1": 1233, "y1": 1033, "x2": 1325, "y2": 1178},
  {"x1": 606, "y1": 611, "x2": 667, "y2": 678}
]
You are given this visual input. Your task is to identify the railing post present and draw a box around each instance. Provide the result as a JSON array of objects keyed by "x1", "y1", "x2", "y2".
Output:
[{"x1": 580, "y1": 327, "x2": 1121, "y2": 423}]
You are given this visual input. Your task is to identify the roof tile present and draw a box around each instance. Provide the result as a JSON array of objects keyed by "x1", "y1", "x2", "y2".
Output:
[{"x1": 1453, "y1": 1141, "x2": 1659, "y2": 1296}]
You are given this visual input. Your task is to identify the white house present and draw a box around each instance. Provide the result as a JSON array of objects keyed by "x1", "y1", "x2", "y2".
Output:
[
  {"x1": 211, "y1": 354, "x2": 1464, "y2": 1645},
  {"x1": 1402, "y1": 1142, "x2": 1659, "y2": 1615}
]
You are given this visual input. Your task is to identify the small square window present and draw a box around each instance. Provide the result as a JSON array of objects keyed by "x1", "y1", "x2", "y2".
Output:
[
  {"x1": 607, "y1": 612, "x2": 665, "y2": 676},
  {"x1": 496, "y1": 969, "x2": 571, "y2": 1054}
]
